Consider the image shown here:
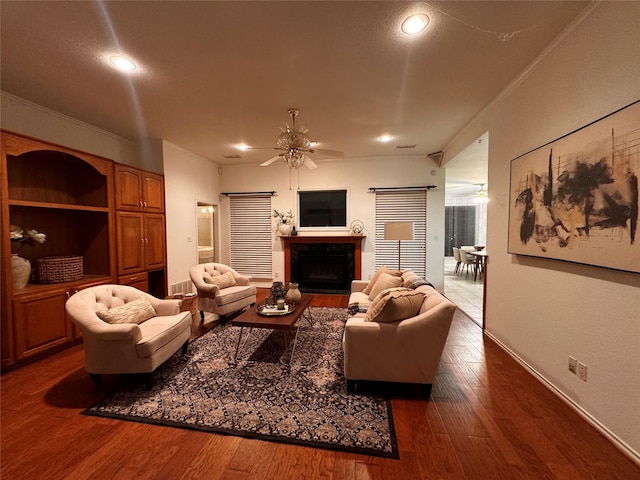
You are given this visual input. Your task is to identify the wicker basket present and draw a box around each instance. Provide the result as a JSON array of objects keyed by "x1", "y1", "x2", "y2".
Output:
[{"x1": 37, "y1": 256, "x2": 83, "y2": 283}]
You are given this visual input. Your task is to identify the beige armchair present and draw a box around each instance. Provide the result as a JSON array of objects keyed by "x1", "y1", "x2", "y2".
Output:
[
  {"x1": 65, "y1": 284, "x2": 192, "y2": 389},
  {"x1": 189, "y1": 263, "x2": 256, "y2": 321},
  {"x1": 343, "y1": 285, "x2": 456, "y2": 396}
]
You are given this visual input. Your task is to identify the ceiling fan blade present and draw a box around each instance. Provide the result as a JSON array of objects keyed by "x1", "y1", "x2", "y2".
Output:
[
  {"x1": 304, "y1": 156, "x2": 318, "y2": 170},
  {"x1": 311, "y1": 148, "x2": 344, "y2": 158},
  {"x1": 260, "y1": 155, "x2": 282, "y2": 167}
]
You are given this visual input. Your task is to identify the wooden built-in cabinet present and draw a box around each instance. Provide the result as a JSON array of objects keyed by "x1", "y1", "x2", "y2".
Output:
[
  {"x1": 1, "y1": 132, "x2": 168, "y2": 369},
  {"x1": 114, "y1": 164, "x2": 164, "y2": 213},
  {"x1": 115, "y1": 212, "x2": 166, "y2": 274},
  {"x1": 113, "y1": 163, "x2": 167, "y2": 299}
]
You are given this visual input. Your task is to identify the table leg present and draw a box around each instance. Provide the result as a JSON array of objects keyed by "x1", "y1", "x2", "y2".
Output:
[
  {"x1": 301, "y1": 306, "x2": 314, "y2": 326},
  {"x1": 233, "y1": 327, "x2": 252, "y2": 364},
  {"x1": 288, "y1": 324, "x2": 301, "y2": 367}
]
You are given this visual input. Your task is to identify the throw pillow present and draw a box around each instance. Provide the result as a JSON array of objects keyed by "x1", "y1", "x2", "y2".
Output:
[
  {"x1": 362, "y1": 266, "x2": 402, "y2": 295},
  {"x1": 367, "y1": 272, "x2": 403, "y2": 301},
  {"x1": 96, "y1": 296, "x2": 156, "y2": 325},
  {"x1": 362, "y1": 266, "x2": 388, "y2": 295},
  {"x1": 402, "y1": 271, "x2": 435, "y2": 289},
  {"x1": 365, "y1": 287, "x2": 411, "y2": 319},
  {"x1": 204, "y1": 270, "x2": 237, "y2": 289},
  {"x1": 366, "y1": 290, "x2": 425, "y2": 323}
]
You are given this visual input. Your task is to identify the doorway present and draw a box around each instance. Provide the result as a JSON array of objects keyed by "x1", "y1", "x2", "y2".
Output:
[
  {"x1": 196, "y1": 202, "x2": 216, "y2": 264},
  {"x1": 443, "y1": 132, "x2": 488, "y2": 329},
  {"x1": 444, "y1": 206, "x2": 476, "y2": 255}
]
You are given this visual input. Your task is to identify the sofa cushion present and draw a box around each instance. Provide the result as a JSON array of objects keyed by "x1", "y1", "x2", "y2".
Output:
[
  {"x1": 96, "y1": 296, "x2": 156, "y2": 325},
  {"x1": 136, "y1": 312, "x2": 192, "y2": 358},
  {"x1": 204, "y1": 271, "x2": 237, "y2": 289},
  {"x1": 366, "y1": 289, "x2": 425, "y2": 323},
  {"x1": 215, "y1": 285, "x2": 257, "y2": 306},
  {"x1": 368, "y1": 272, "x2": 403, "y2": 300},
  {"x1": 362, "y1": 266, "x2": 401, "y2": 295}
]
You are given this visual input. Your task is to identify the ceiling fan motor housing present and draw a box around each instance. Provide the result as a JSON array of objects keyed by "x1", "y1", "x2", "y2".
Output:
[{"x1": 277, "y1": 130, "x2": 311, "y2": 151}]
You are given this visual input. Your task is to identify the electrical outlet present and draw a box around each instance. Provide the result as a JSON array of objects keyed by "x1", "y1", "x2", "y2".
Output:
[
  {"x1": 568, "y1": 356, "x2": 577, "y2": 374},
  {"x1": 274, "y1": 272, "x2": 279, "y2": 278},
  {"x1": 577, "y1": 362, "x2": 588, "y2": 382},
  {"x1": 186, "y1": 235, "x2": 192, "y2": 243}
]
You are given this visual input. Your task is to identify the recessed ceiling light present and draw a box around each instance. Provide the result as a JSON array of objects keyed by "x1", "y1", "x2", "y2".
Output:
[
  {"x1": 236, "y1": 144, "x2": 250, "y2": 151},
  {"x1": 109, "y1": 55, "x2": 136, "y2": 72},
  {"x1": 401, "y1": 14, "x2": 430, "y2": 35},
  {"x1": 378, "y1": 135, "x2": 394, "y2": 143}
]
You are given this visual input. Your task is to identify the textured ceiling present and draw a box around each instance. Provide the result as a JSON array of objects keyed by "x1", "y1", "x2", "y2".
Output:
[{"x1": 1, "y1": 1, "x2": 589, "y2": 188}]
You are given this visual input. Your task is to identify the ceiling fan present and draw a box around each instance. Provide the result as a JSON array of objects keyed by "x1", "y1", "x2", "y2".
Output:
[{"x1": 255, "y1": 108, "x2": 344, "y2": 169}]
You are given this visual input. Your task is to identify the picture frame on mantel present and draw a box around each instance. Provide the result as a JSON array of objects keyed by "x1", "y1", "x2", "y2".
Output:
[{"x1": 507, "y1": 100, "x2": 640, "y2": 274}]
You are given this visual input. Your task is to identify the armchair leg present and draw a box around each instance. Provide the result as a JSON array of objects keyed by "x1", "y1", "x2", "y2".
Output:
[
  {"x1": 346, "y1": 379, "x2": 357, "y2": 393},
  {"x1": 200, "y1": 310, "x2": 205, "y2": 322},
  {"x1": 181, "y1": 340, "x2": 189, "y2": 355},
  {"x1": 89, "y1": 373, "x2": 102, "y2": 388}
]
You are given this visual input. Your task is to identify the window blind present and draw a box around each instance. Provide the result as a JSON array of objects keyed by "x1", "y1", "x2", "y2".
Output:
[
  {"x1": 229, "y1": 195, "x2": 272, "y2": 278},
  {"x1": 375, "y1": 190, "x2": 427, "y2": 277}
]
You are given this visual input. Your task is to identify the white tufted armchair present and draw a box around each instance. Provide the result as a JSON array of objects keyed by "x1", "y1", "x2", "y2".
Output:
[
  {"x1": 189, "y1": 263, "x2": 256, "y2": 321},
  {"x1": 65, "y1": 284, "x2": 192, "y2": 389}
]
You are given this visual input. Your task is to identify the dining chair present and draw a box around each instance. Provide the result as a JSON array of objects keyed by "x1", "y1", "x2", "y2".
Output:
[{"x1": 452, "y1": 247, "x2": 462, "y2": 275}]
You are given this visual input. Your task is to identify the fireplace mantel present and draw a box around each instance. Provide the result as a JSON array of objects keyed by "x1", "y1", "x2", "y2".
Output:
[{"x1": 281, "y1": 235, "x2": 366, "y2": 285}]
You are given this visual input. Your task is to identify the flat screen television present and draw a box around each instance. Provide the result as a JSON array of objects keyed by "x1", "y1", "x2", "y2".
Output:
[{"x1": 298, "y1": 189, "x2": 347, "y2": 228}]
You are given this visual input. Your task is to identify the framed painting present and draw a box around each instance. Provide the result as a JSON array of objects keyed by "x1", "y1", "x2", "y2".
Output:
[{"x1": 508, "y1": 100, "x2": 640, "y2": 273}]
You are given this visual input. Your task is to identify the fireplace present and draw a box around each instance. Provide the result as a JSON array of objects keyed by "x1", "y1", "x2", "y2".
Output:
[{"x1": 282, "y1": 236, "x2": 365, "y2": 294}]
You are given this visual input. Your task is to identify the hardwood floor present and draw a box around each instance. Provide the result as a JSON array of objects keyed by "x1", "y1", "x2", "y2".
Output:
[{"x1": 2, "y1": 289, "x2": 638, "y2": 479}]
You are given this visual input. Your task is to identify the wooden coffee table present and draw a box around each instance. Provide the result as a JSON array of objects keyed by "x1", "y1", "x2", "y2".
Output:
[{"x1": 231, "y1": 294, "x2": 314, "y2": 365}]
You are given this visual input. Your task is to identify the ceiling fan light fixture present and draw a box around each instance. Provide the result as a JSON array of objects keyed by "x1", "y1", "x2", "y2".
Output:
[
  {"x1": 474, "y1": 184, "x2": 489, "y2": 203},
  {"x1": 401, "y1": 14, "x2": 430, "y2": 35},
  {"x1": 283, "y1": 151, "x2": 306, "y2": 169}
]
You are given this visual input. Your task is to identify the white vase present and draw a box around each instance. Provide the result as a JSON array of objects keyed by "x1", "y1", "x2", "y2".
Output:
[
  {"x1": 11, "y1": 254, "x2": 31, "y2": 289},
  {"x1": 285, "y1": 283, "x2": 301, "y2": 304},
  {"x1": 278, "y1": 224, "x2": 292, "y2": 236}
]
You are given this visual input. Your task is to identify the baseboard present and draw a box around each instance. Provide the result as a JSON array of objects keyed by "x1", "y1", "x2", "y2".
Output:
[{"x1": 484, "y1": 331, "x2": 640, "y2": 467}]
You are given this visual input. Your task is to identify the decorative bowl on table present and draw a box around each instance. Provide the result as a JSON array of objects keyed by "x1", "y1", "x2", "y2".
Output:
[
  {"x1": 474, "y1": 245, "x2": 485, "y2": 251},
  {"x1": 257, "y1": 303, "x2": 295, "y2": 316}
]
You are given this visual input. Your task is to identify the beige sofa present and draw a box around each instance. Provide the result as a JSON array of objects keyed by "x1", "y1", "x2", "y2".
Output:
[
  {"x1": 65, "y1": 284, "x2": 192, "y2": 389},
  {"x1": 189, "y1": 263, "x2": 257, "y2": 321},
  {"x1": 343, "y1": 269, "x2": 456, "y2": 395}
]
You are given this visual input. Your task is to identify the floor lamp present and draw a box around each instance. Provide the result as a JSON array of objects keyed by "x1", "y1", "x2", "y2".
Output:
[{"x1": 384, "y1": 222, "x2": 413, "y2": 270}]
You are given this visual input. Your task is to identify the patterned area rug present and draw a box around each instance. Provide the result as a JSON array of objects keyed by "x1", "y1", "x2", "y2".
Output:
[{"x1": 83, "y1": 307, "x2": 398, "y2": 458}]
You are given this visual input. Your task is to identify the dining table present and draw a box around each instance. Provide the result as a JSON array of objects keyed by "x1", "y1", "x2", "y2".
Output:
[{"x1": 467, "y1": 250, "x2": 488, "y2": 281}]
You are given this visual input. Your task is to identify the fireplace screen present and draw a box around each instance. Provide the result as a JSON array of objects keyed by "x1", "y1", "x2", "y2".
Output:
[{"x1": 291, "y1": 243, "x2": 355, "y2": 293}]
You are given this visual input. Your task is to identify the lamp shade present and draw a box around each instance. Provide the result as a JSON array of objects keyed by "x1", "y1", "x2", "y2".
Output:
[{"x1": 384, "y1": 222, "x2": 414, "y2": 241}]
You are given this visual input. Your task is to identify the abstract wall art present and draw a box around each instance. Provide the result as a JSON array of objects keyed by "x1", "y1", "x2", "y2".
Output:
[{"x1": 508, "y1": 101, "x2": 640, "y2": 273}]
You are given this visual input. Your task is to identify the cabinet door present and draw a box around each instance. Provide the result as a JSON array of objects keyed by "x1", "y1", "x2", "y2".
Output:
[
  {"x1": 145, "y1": 214, "x2": 166, "y2": 270},
  {"x1": 143, "y1": 173, "x2": 164, "y2": 213},
  {"x1": 116, "y1": 212, "x2": 145, "y2": 274},
  {"x1": 13, "y1": 289, "x2": 73, "y2": 361},
  {"x1": 114, "y1": 165, "x2": 142, "y2": 210}
]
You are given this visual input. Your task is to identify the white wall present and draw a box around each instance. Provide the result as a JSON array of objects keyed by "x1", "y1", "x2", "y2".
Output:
[
  {"x1": 162, "y1": 141, "x2": 221, "y2": 287},
  {"x1": 219, "y1": 156, "x2": 447, "y2": 291},
  {"x1": 443, "y1": 3, "x2": 640, "y2": 461}
]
